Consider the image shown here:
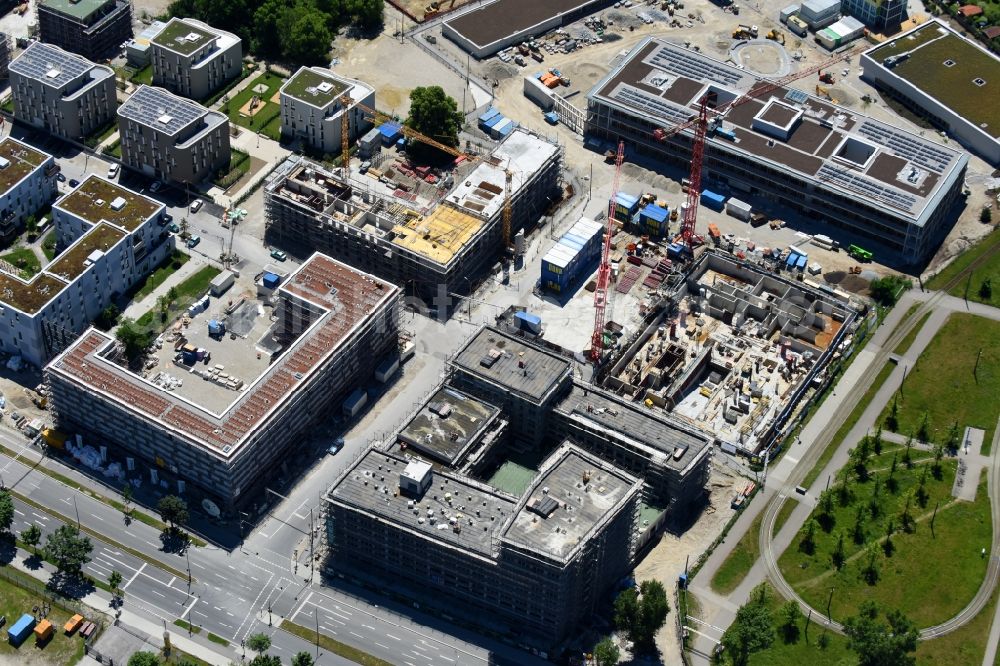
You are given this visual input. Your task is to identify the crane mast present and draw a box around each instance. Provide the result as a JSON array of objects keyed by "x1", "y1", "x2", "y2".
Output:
[{"x1": 590, "y1": 140, "x2": 624, "y2": 363}]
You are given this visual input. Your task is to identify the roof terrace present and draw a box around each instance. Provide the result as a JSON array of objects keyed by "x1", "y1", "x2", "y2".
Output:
[
  {"x1": 281, "y1": 67, "x2": 350, "y2": 109},
  {"x1": 150, "y1": 18, "x2": 216, "y2": 55}
]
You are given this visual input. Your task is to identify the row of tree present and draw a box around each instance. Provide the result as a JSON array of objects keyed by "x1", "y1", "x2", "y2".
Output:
[
  {"x1": 128, "y1": 632, "x2": 316, "y2": 665},
  {"x1": 166, "y1": 0, "x2": 383, "y2": 65}
]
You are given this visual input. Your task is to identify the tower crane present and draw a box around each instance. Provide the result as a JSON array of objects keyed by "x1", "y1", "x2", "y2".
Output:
[
  {"x1": 650, "y1": 43, "x2": 868, "y2": 251},
  {"x1": 590, "y1": 140, "x2": 624, "y2": 363}
]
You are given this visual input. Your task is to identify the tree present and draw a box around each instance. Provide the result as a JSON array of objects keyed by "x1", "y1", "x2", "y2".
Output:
[
  {"x1": 817, "y1": 488, "x2": 836, "y2": 531},
  {"x1": 21, "y1": 523, "x2": 42, "y2": 554},
  {"x1": 851, "y1": 437, "x2": 871, "y2": 482},
  {"x1": 883, "y1": 519, "x2": 896, "y2": 557},
  {"x1": 832, "y1": 531, "x2": 846, "y2": 570},
  {"x1": 632, "y1": 580, "x2": 670, "y2": 650},
  {"x1": 887, "y1": 395, "x2": 900, "y2": 431},
  {"x1": 778, "y1": 600, "x2": 803, "y2": 643},
  {"x1": 899, "y1": 492, "x2": 916, "y2": 533},
  {"x1": 116, "y1": 318, "x2": 152, "y2": 363},
  {"x1": 981, "y1": 277, "x2": 994, "y2": 301},
  {"x1": 246, "y1": 633, "x2": 272, "y2": 655},
  {"x1": 291, "y1": 652, "x2": 316, "y2": 666},
  {"x1": 95, "y1": 304, "x2": 120, "y2": 330},
  {"x1": 157, "y1": 495, "x2": 189, "y2": 531},
  {"x1": 44, "y1": 525, "x2": 93, "y2": 576},
  {"x1": 869, "y1": 475, "x2": 881, "y2": 518},
  {"x1": 981, "y1": 207, "x2": 993, "y2": 224},
  {"x1": 156, "y1": 295, "x2": 169, "y2": 323},
  {"x1": 887, "y1": 453, "x2": 899, "y2": 494},
  {"x1": 862, "y1": 542, "x2": 880, "y2": 585},
  {"x1": 612, "y1": 587, "x2": 638, "y2": 633},
  {"x1": 836, "y1": 475, "x2": 852, "y2": 507},
  {"x1": 720, "y1": 584, "x2": 774, "y2": 666},
  {"x1": 282, "y1": 6, "x2": 333, "y2": 64},
  {"x1": 868, "y1": 275, "x2": 912, "y2": 306},
  {"x1": 250, "y1": 656, "x2": 282, "y2": 666},
  {"x1": 917, "y1": 412, "x2": 931, "y2": 443},
  {"x1": 945, "y1": 421, "x2": 961, "y2": 453},
  {"x1": 406, "y1": 86, "x2": 464, "y2": 161},
  {"x1": 593, "y1": 637, "x2": 620, "y2": 666},
  {"x1": 852, "y1": 505, "x2": 867, "y2": 545},
  {"x1": 252, "y1": 0, "x2": 287, "y2": 56},
  {"x1": 843, "y1": 601, "x2": 918, "y2": 666},
  {"x1": 916, "y1": 465, "x2": 930, "y2": 507},
  {"x1": 872, "y1": 424, "x2": 883, "y2": 455},
  {"x1": 25, "y1": 214, "x2": 38, "y2": 239},
  {"x1": 122, "y1": 483, "x2": 133, "y2": 518},
  {"x1": 903, "y1": 432, "x2": 914, "y2": 468},
  {"x1": 0, "y1": 489, "x2": 13, "y2": 533},
  {"x1": 109, "y1": 570, "x2": 124, "y2": 599},
  {"x1": 128, "y1": 652, "x2": 162, "y2": 666},
  {"x1": 346, "y1": 0, "x2": 383, "y2": 29},
  {"x1": 800, "y1": 518, "x2": 818, "y2": 555}
]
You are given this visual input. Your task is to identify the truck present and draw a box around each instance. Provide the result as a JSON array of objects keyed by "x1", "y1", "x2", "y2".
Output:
[
  {"x1": 531, "y1": 51, "x2": 544, "y2": 62},
  {"x1": 707, "y1": 223, "x2": 721, "y2": 245},
  {"x1": 848, "y1": 244, "x2": 873, "y2": 261}
]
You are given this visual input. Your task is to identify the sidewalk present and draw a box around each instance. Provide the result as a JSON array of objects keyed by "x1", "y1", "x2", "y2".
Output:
[{"x1": 120, "y1": 257, "x2": 209, "y2": 321}]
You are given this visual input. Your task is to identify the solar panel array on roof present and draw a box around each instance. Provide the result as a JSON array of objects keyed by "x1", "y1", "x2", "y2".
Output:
[
  {"x1": 855, "y1": 121, "x2": 953, "y2": 174},
  {"x1": 10, "y1": 42, "x2": 92, "y2": 88},
  {"x1": 611, "y1": 84, "x2": 691, "y2": 125},
  {"x1": 119, "y1": 85, "x2": 205, "y2": 135},
  {"x1": 784, "y1": 89, "x2": 809, "y2": 104},
  {"x1": 647, "y1": 45, "x2": 744, "y2": 87},
  {"x1": 817, "y1": 163, "x2": 918, "y2": 211}
]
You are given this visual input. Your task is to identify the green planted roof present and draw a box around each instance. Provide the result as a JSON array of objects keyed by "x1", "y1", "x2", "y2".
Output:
[{"x1": 281, "y1": 67, "x2": 349, "y2": 108}]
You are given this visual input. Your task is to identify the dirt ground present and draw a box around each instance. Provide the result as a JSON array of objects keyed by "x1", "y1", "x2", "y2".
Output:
[{"x1": 632, "y1": 464, "x2": 741, "y2": 662}]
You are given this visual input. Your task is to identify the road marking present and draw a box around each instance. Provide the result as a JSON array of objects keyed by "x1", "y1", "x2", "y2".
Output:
[
  {"x1": 13, "y1": 509, "x2": 23, "y2": 516},
  {"x1": 150, "y1": 589, "x2": 166, "y2": 599},
  {"x1": 90, "y1": 513, "x2": 105, "y2": 522},
  {"x1": 375, "y1": 642, "x2": 390, "y2": 650},
  {"x1": 123, "y1": 563, "x2": 147, "y2": 589},
  {"x1": 167, "y1": 576, "x2": 176, "y2": 588},
  {"x1": 189, "y1": 560, "x2": 205, "y2": 570},
  {"x1": 290, "y1": 591, "x2": 313, "y2": 623},
  {"x1": 438, "y1": 656, "x2": 455, "y2": 662},
  {"x1": 386, "y1": 634, "x2": 400, "y2": 641},
  {"x1": 31, "y1": 512, "x2": 49, "y2": 521},
  {"x1": 227, "y1": 564, "x2": 237, "y2": 570},
  {"x1": 193, "y1": 610, "x2": 207, "y2": 619},
  {"x1": 215, "y1": 573, "x2": 228, "y2": 581},
  {"x1": 350, "y1": 631, "x2": 363, "y2": 639}
]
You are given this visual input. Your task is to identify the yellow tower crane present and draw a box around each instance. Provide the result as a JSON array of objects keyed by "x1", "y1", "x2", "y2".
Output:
[{"x1": 340, "y1": 95, "x2": 351, "y2": 170}]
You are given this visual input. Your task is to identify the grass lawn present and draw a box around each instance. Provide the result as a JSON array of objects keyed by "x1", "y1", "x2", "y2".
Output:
[
  {"x1": 801, "y1": 361, "x2": 896, "y2": 489},
  {"x1": 879, "y1": 314, "x2": 1000, "y2": 449},
  {"x1": 173, "y1": 619, "x2": 201, "y2": 634},
  {"x1": 134, "y1": 251, "x2": 189, "y2": 299},
  {"x1": 0, "y1": 567, "x2": 88, "y2": 665},
  {"x1": 894, "y1": 311, "x2": 932, "y2": 357},
  {"x1": 223, "y1": 72, "x2": 285, "y2": 140},
  {"x1": 131, "y1": 64, "x2": 153, "y2": 85},
  {"x1": 136, "y1": 265, "x2": 221, "y2": 334},
  {"x1": 283, "y1": 620, "x2": 394, "y2": 666},
  {"x1": 926, "y1": 227, "x2": 1000, "y2": 305},
  {"x1": 916, "y1": 581, "x2": 999, "y2": 666},
  {"x1": 710, "y1": 507, "x2": 764, "y2": 595},
  {"x1": 0, "y1": 246, "x2": 41, "y2": 279},
  {"x1": 212, "y1": 148, "x2": 251, "y2": 189},
  {"x1": 779, "y1": 450, "x2": 990, "y2": 628},
  {"x1": 774, "y1": 499, "x2": 798, "y2": 535},
  {"x1": 42, "y1": 230, "x2": 58, "y2": 261},
  {"x1": 161, "y1": 647, "x2": 213, "y2": 666}
]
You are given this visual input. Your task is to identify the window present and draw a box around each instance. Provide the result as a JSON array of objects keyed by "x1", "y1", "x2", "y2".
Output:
[
  {"x1": 973, "y1": 78, "x2": 987, "y2": 87},
  {"x1": 943, "y1": 59, "x2": 955, "y2": 67}
]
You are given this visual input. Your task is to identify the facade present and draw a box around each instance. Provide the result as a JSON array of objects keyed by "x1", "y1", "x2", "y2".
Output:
[
  {"x1": 0, "y1": 174, "x2": 169, "y2": 367},
  {"x1": 279, "y1": 67, "x2": 374, "y2": 155},
  {"x1": 861, "y1": 19, "x2": 1000, "y2": 166},
  {"x1": 798, "y1": 0, "x2": 841, "y2": 29},
  {"x1": 586, "y1": 37, "x2": 968, "y2": 265},
  {"x1": 0, "y1": 137, "x2": 58, "y2": 244},
  {"x1": 149, "y1": 18, "x2": 242, "y2": 101},
  {"x1": 841, "y1": 0, "x2": 904, "y2": 30},
  {"x1": 46, "y1": 253, "x2": 401, "y2": 510},
  {"x1": 0, "y1": 33, "x2": 10, "y2": 80},
  {"x1": 325, "y1": 442, "x2": 641, "y2": 645},
  {"x1": 264, "y1": 128, "x2": 562, "y2": 303},
  {"x1": 118, "y1": 85, "x2": 230, "y2": 185},
  {"x1": 37, "y1": 0, "x2": 133, "y2": 61},
  {"x1": 9, "y1": 42, "x2": 116, "y2": 141}
]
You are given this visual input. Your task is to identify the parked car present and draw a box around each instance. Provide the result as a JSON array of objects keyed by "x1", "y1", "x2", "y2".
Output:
[
  {"x1": 186, "y1": 235, "x2": 201, "y2": 248},
  {"x1": 328, "y1": 438, "x2": 345, "y2": 455},
  {"x1": 150, "y1": 181, "x2": 162, "y2": 193},
  {"x1": 107, "y1": 163, "x2": 120, "y2": 179},
  {"x1": 168, "y1": 222, "x2": 180, "y2": 233},
  {"x1": 359, "y1": 161, "x2": 371, "y2": 174},
  {"x1": 68, "y1": 178, "x2": 80, "y2": 187},
  {"x1": 189, "y1": 200, "x2": 202, "y2": 213},
  {"x1": 270, "y1": 249, "x2": 287, "y2": 261},
  {"x1": 56, "y1": 173, "x2": 66, "y2": 182}
]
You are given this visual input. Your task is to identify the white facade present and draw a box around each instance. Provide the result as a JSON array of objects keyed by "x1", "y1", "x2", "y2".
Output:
[
  {"x1": 0, "y1": 137, "x2": 59, "y2": 242},
  {"x1": 279, "y1": 67, "x2": 375, "y2": 156},
  {"x1": 150, "y1": 17, "x2": 242, "y2": 100}
]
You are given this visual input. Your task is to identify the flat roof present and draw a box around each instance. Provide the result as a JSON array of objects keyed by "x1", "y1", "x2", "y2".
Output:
[
  {"x1": 866, "y1": 21, "x2": 1000, "y2": 139},
  {"x1": 0, "y1": 271, "x2": 66, "y2": 314},
  {"x1": 39, "y1": 0, "x2": 116, "y2": 22},
  {"x1": 391, "y1": 205, "x2": 485, "y2": 266},
  {"x1": 445, "y1": 128, "x2": 559, "y2": 220},
  {"x1": 398, "y1": 386, "x2": 501, "y2": 466},
  {"x1": 56, "y1": 175, "x2": 162, "y2": 231},
  {"x1": 150, "y1": 17, "x2": 216, "y2": 56},
  {"x1": 9, "y1": 41, "x2": 96, "y2": 88},
  {"x1": 504, "y1": 444, "x2": 640, "y2": 562},
  {"x1": 118, "y1": 85, "x2": 210, "y2": 135},
  {"x1": 452, "y1": 326, "x2": 571, "y2": 404},
  {"x1": 48, "y1": 223, "x2": 126, "y2": 281},
  {"x1": 327, "y1": 447, "x2": 517, "y2": 557},
  {"x1": 0, "y1": 137, "x2": 50, "y2": 196},
  {"x1": 589, "y1": 37, "x2": 968, "y2": 225},
  {"x1": 281, "y1": 67, "x2": 350, "y2": 109},
  {"x1": 445, "y1": 0, "x2": 601, "y2": 51},
  {"x1": 47, "y1": 253, "x2": 399, "y2": 457},
  {"x1": 556, "y1": 382, "x2": 713, "y2": 471}
]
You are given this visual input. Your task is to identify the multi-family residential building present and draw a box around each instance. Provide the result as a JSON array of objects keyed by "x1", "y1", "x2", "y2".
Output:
[
  {"x1": 117, "y1": 85, "x2": 231, "y2": 185},
  {"x1": 46, "y1": 253, "x2": 401, "y2": 510},
  {"x1": 841, "y1": 0, "x2": 904, "y2": 30},
  {"x1": 279, "y1": 66, "x2": 375, "y2": 156},
  {"x1": 149, "y1": 17, "x2": 242, "y2": 101},
  {"x1": 0, "y1": 33, "x2": 11, "y2": 80},
  {"x1": 37, "y1": 0, "x2": 132, "y2": 61},
  {"x1": 0, "y1": 174, "x2": 169, "y2": 367},
  {"x1": 586, "y1": 36, "x2": 968, "y2": 264},
  {"x1": 9, "y1": 41, "x2": 117, "y2": 141},
  {"x1": 0, "y1": 137, "x2": 59, "y2": 244}
]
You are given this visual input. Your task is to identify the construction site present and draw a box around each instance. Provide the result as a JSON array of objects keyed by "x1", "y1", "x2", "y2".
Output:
[
  {"x1": 264, "y1": 127, "x2": 564, "y2": 304},
  {"x1": 45, "y1": 253, "x2": 402, "y2": 513}
]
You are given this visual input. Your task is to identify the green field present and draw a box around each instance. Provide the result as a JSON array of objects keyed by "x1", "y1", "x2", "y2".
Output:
[
  {"x1": 710, "y1": 508, "x2": 765, "y2": 595},
  {"x1": 915, "y1": 582, "x2": 999, "y2": 666},
  {"x1": 134, "y1": 252, "x2": 190, "y2": 299},
  {"x1": 223, "y1": 73, "x2": 286, "y2": 141},
  {"x1": 0, "y1": 566, "x2": 88, "y2": 665},
  {"x1": 136, "y1": 265, "x2": 222, "y2": 334},
  {"x1": 42, "y1": 231, "x2": 58, "y2": 261},
  {"x1": 926, "y1": 227, "x2": 1000, "y2": 305},
  {"x1": 894, "y1": 311, "x2": 932, "y2": 357},
  {"x1": 879, "y1": 314, "x2": 1000, "y2": 449},
  {"x1": 0, "y1": 246, "x2": 41, "y2": 279},
  {"x1": 779, "y1": 450, "x2": 990, "y2": 628}
]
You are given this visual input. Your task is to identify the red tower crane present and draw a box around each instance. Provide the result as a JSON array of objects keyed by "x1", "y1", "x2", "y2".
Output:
[
  {"x1": 590, "y1": 140, "x2": 624, "y2": 363},
  {"x1": 680, "y1": 96, "x2": 710, "y2": 251}
]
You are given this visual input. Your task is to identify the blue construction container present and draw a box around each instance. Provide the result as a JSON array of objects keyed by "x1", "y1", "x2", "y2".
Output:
[
  {"x1": 796, "y1": 254, "x2": 808, "y2": 271},
  {"x1": 541, "y1": 217, "x2": 604, "y2": 292},
  {"x1": 482, "y1": 114, "x2": 503, "y2": 130},
  {"x1": 667, "y1": 242, "x2": 687, "y2": 258},
  {"x1": 514, "y1": 311, "x2": 542, "y2": 334},
  {"x1": 701, "y1": 190, "x2": 726, "y2": 210},
  {"x1": 262, "y1": 272, "x2": 280, "y2": 289},
  {"x1": 496, "y1": 119, "x2": 517, "y2": 138},
  {"x1": 8, "y1": 614, "x2": 35, "y2": 646},
  {"x1": 639, "y1": 203, "x2": 670, "y2": 237},
  {"x1": 786, "y1": 253, "x2": 799, "y2": 269},
  {"x1": 715, "y1": 126, "x2": 738, "y2": 141},
  {"x1": 612, "y1": 193, "x2": 640, "y2": 222},
  {"x1": 478, "y1": 107, "x2": 500, "y2": 127},
  {"x1": 379, "y1": 122, "x2": 402, "y2": 145},
  {"x1": 541, "y1": 243, "x2": 578, "y2": 292}
]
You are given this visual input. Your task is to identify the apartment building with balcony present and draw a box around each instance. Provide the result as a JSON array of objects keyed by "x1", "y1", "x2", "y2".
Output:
[
  {"x1": 279, "y1": 66, "x2": 375, "y2": 156},
  {"x1": 0, "y1": 136, "x2": 58, "y2": 244},
  {"x1": 149, "y1": 17, "x2": 242, "y2": 101},
  {"x1": 37, "y1": 0, "x2": 132, "y2": 61}
]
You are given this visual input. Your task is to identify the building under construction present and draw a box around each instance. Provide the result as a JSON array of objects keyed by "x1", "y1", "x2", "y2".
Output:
[
  {"x1": 263, "y1": 127, "x2": 563, "y2": 302},
  {"x1": 45, "y1": 253, "x2": 400, "y2": 511}
]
